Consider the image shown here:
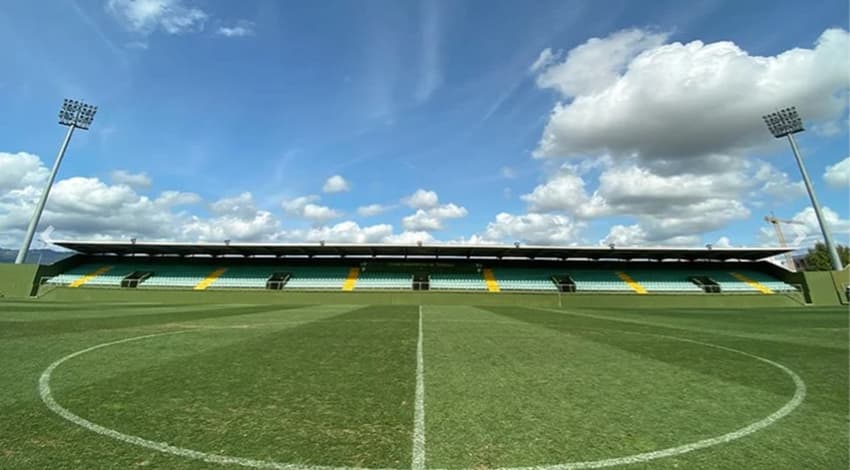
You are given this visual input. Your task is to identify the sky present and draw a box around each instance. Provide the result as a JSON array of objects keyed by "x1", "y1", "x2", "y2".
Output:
[{"x1": 0, "y1": 0, "x2": 848, "y2": 255}]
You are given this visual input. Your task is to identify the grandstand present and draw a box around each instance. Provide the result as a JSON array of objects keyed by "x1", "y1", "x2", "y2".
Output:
[{"x1": 37, "y1": 240, "x2": 801, "y2": 297}]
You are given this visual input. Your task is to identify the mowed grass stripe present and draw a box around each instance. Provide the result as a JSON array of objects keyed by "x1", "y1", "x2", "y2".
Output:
[
  {"x1": 533, "y1": 305, "x2": 849, "y2": 350},
  {"x1": 46, "y1": 305, "x2": 419, "y2": 468},
  {"x1": 0, "y1": 304, "x2": 309, "y2": 338},
  {"x1": 510, "y1": 305, "x2": 849, "y2": 470},
  {"x1": 423, "y1": 305, "x2": 794, "y2": 469},
  {"x1": 525, "y1": 305, "x2": 849, "y2": 413},
  {"x1": 0, "y1": 305, "x2": 360, "y2": 411}
]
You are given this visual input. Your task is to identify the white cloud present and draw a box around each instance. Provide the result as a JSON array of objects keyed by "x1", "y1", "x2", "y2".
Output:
[
  {"x1": 824, "y1": 157, "x2": 850, "y2": 188},
  {"x1": 0, "y1": 151, "x2": 463, "y2": 248},
  {"x1": 357, "y1": 203, "x2": 392, "y2": 217},
  {"x1": 521, "y1": 162, "x2": 755, "y2": 243},
  {"x1": 301, "y1": 204, "x2": 343, "y2": 223},
  {"x1": 529, "y1": 47, "x2": 558, "y2": 73},
  {"x1": 600, "y1": 224, "x2": 647, "y2": 246},
  {"x1": 521, "y1": 168, "x2": 599, "y2": 216},
  {"x1": 501, "y1": 166, "x2": 517, "y2": 179},
  {"x1": 402, "y1": 203, "x2": 467, "y2": 231},
  {"x1": 758, "y1": 206, "x2": 850, "y2": 248},
  {"x1": 536, "y1": 29, "x2": 668, "y2": 96},
  {"x1": 322, "y1": 175, "x2": 351, "y2": 193},
  {"x1": 533, "y1": 28, "x2": 850, "y2": 172},
  {"x1": 0, "y1": 152, "x2": 48, "y2": 191},
  {"x1": 182, "y1": 211, "x2": 280, "y2": 242},
  {"x1": 110, "y1": 170, "x2": 152, "y2": 189},
  {"x1": 788, "y1": 206, "x2": 850, "y2": 246},
  {"x1": 286, "y1": 221, "x2": 393, "y2": 244},
  {"x1": 751, "y1": 162, "x2": 806, "y2": 201},
  {"x1": 402, "y1": 210, "x2": 442, "y2": 231},
  {"x1": 281, "y1": 195, "x2": 319, "y2": 213},
  {"x1": 216, "y1": 21, "x2": 254, "y2": 37},
  {"x1": 402, "y1": 189, "x2": 439, "y2": 209},
  {"x1": 713, "y1": 236, "x2": 733, "y2": 248},
  {"x1": 209, "y1": 192, "x2": 259, "y2": 219},
  {"x1": 383, "y1": 230, "x2": 435, "y2": 244},
  {"x1": 427, "y1": 203, "x2": 467, "y2": 219},
  {"x1": 475, "y1": 212, "x2": 583, "y2": 245},
  {"x1": 600, "y1": 224, "x2": 701, "y2": 247},
  {"x1": 106, "y1": 0, "x2": 208, "y2": 35},
  {"x1": 281, "y1": 195, "x2": 342, "y2": 224}
]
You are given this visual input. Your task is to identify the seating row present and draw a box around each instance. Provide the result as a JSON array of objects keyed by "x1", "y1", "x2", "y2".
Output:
[{"x1": 47, "y1": 264, "x2": 797, "y2": 293}]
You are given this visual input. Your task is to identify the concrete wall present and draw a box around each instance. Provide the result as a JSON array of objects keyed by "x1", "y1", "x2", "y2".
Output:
[
  {"x1": 0, "y1": 264, "x2": 40, "y2": 298},
  {"x1": 38, "y1": 286, "x2": 801, "y2": 308}
]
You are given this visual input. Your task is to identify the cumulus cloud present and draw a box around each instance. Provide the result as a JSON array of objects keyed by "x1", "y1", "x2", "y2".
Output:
[
  {"x1": 402, "y1": 203, "x2": 468, "y2": 231},
  {"x1": 322, "y1": 175, "x2": 351, "y2": 193},
  {"x1": 519, "y1": 160, "x2": 765, "y2": 244},
  {"x1": 357, "y1": 203, "x2": 392, "y2": 217},
  {"x1": 824, "y1": 157, "x2": 850, "y2": 188},
  {"x1": 402, "y1": 189, "x2": 439, "y2": 209},
  {"x1": 533, "y1": 28, "x2": 850, "y2": 173},
  {"x1": 285, "y1": 221, "x2": 393, "y2": 244},
  {"x1": 758, "y1": 206, "x2": 850, "y2": 248},
  {"x1": 0, "y1": 152, "x2": 48, "y2": 191},
  {"x1": 536, "y1": 29, "x2": 668, "y2": 96},
  {"x1": 600, "y1": 224, "x2": 701, "y2": 247},
  {"x1": 106, "y1": 0, "x2": 208, "y2": 34},
  {"x1": 281, "y1": 195, "x2": 342, "y2": 224},
  {"x1": 209, "y1": 192, "x2": 260, "y2": 219},
  {"x1": 182, "y1": 211, "x2": 280, "y2": 242},
  {"x1": 752, "y1": 162, "x2": 806, "y2": 201},
  {"x1": 474, "y1": 212, "x2": 583, "y2": 245},
  {"x1": 110, "y1": 170, "x2": 152, "y2": 189},
  {"x1": 0, "y1": 152, "x2": 471, "y2": 248},
  {"x1": 383, "y1": 230, "x2": 436, "y2": 244}
]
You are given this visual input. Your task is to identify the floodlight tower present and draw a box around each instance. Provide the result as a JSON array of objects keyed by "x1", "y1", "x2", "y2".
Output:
[
  {"x1": 14, "y1": 99, "x2": 97, "y2": 264},
  {"x1": 762, "y1": 106, "x2": 842, "y2": 271}
]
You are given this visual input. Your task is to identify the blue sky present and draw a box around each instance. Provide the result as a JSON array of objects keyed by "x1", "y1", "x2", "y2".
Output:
[{"x1": 0, "y1": 0, "x2": 848, "y2": 256}]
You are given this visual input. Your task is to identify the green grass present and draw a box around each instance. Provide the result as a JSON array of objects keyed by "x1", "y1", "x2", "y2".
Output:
[{"x1": 0, "y1": 299, "x2": 846, "y2": 469}]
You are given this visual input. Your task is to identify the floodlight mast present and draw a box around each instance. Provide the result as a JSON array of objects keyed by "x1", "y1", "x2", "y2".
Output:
[
  {"x1": 762, "y1": 106, "x2": 843, "y2": 271},
  {"x1": 14, "y1": 99, "x2": 97, "y2": 264}
]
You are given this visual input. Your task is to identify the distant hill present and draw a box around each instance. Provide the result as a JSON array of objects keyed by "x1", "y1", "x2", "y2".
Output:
[{"x1": 0, "y1": 248, "x2": 74, "y2": 265}]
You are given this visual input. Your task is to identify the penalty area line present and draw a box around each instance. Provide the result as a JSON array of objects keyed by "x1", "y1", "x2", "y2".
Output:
[{"x1": 412, "y1": 305, "x2": 426, "y2": 470}]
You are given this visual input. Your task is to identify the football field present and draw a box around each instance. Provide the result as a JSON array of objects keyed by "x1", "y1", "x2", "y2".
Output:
[{"x1": 0, "y1": 300, "x2": 847, "y2": 469}]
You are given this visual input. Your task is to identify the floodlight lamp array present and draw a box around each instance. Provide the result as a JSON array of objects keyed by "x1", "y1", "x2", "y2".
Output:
[
  {"x1": 58, "y1": 99, "x2": 98, "y2": 129},
  {"x1": 762, "y1": 106, "x2": 803, "y2": 138}
]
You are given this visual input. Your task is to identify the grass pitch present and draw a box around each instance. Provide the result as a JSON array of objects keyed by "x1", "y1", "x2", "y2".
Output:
[{"x1": 0, "y1": 300, "x2": 846, "y2": 469}]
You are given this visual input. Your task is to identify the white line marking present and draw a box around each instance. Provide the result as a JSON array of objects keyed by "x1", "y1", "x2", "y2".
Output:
[
  {"x1": 38, "y1": 330, "x2": 392, "y2": 470},
  {"x1": 486, "y1": 334, "x2": 807, "y2": 470},
  {"x1": 412, "y1": 305, "x2": 426, "y2": 470},
  {"x1": 38, "y1": 318, "x2": 806, "y2": 470}
]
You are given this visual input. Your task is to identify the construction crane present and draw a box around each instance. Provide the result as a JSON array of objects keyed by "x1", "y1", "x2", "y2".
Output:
[{"x1": 765, "y1": 212, "x2": 805, "y2": 271}]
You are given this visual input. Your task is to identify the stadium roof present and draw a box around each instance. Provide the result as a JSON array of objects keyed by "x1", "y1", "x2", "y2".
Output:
[{"x1": 53, "y1": 240, "x2": 793, "y2": 262}]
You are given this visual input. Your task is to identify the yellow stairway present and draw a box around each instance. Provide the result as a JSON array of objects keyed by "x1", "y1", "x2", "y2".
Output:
[
  {"x1": 342, "y1": 267, "x2": 360, "y2": 291},
  {"x1": 615, "y1": 271, "x2": 647, "y2": 294},
  {"x1": 482, "y1": 268, "x2": 500, "y2": 293},
  {"x1": 69, "y1": 266, "x2": 112, "y2": 288},
  {"x1": 194, "y1": 268, "x2": 227, "y2": 290},
  {"x1": 730, "y1": 272, "x2": 773, "y2": 294}
]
